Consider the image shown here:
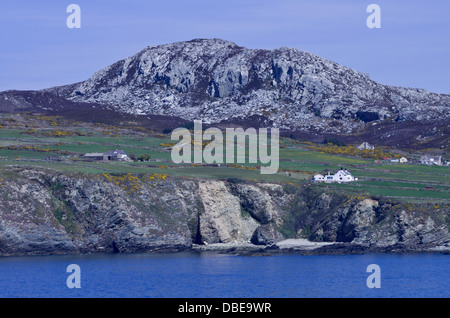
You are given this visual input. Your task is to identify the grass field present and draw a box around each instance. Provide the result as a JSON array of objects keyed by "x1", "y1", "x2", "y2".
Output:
[{"x1": 0, "y1": 125, "x2": 449, "y2": 202}]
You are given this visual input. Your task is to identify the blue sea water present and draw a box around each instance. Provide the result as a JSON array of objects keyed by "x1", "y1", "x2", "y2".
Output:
[{"x1": 0, "y1": 251, "x2": 448, "y2": 298}]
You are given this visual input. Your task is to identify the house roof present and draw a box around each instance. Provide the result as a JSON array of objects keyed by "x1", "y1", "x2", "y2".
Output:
[
  {"x1": 85, "y1": 153, "x2": 105, "y2": 157},
  {"x1": 317, "y1": 170, "x2": 353, "y2": 177},
  {"x1": 104, "y1": 149, "x2": 127, "y2": 156},
  {"x1": 335, "y1": 170, "x2": 352, "y2": 176}
]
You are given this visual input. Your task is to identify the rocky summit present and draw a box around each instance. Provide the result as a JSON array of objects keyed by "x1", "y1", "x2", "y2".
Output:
[{"x1": 2, "y1": 39, "x2": 450, "y2": 138}]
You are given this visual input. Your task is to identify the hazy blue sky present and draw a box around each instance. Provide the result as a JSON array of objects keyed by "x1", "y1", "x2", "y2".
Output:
[{"x1": 1, "y1": 0, "x2": 449, "y2": 93}]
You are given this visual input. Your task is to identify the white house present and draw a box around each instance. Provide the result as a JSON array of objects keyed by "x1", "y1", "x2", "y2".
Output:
[
  {"x1": 420, "y1": 155, "x2": 442, "y2": 166},
  {"x1": 357, "y1": 142, "x2": 375, "y2": 150},
  {"x1": 104, "y1": 149, "x2": 131, "y2": 161},
  {"x1": 312, "y1": 174, "x2": 325, "y2": 182},
  {"x1": 312, "y1": 169, "x2": 358, "y2": 183}
]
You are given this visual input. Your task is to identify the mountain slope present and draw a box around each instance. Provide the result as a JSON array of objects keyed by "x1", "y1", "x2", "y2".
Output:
[
  {"x1": 1, "y1": 38, "x2": 449, "y2": 147},
  {"x1": 46, "y1": 39, "x2": 450, "y2": 131}
]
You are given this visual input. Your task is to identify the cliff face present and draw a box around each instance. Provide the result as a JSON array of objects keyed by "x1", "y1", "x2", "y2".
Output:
[{"x1": 0, "y1": 167, "x2": 449, "y2": 256}]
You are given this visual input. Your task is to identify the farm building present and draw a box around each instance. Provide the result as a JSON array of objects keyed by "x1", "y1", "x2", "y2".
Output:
[
  {"x1": 103, "y1": 149, "x2": 130, "y2": 161},
  {"x1": 84, "y1": 152, "x2": 106, "y2": 160},
  {"x1": 84, "y1": 149, "x2": 131, "y2": 161},
  {"x1": 420, "y1": 155, "x2": 442, "y2": 166}
]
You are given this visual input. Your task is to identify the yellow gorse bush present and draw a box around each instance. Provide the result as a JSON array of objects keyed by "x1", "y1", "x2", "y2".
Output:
[
  {"x1": 102, "y1": 173, "x2": 168, "y2": 193},
  {"x1": 306, "y1": 144, "x2": 401, "y2": 159},
  {"x1": 23, "y1": 129, "x2": 86, "y2": 137},
  {"x1": 0, "y1": 145, "x2": 71, "y2": 154},
  {"x1": 160, "y1": 143, "x2": 176, "y2": 147},
  {"x1": 227, "y1": 163, "x2": 259, "y2": 170}
]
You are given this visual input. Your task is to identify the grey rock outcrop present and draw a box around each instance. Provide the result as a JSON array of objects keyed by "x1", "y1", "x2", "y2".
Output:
[
  {"x1": 307, "y1": 196, "x2": 450, "y2": 249},
  {"x1": 41, "y1": 39, "x2": 450, "y2": 133},
  {"x1": 197, "y1": 180, "x2": 259, "y2": 244},
  {"x1": 251, "y1": 223, "x2": 284, "y2": 246},
  {"x1": 0, "y1": 168, "x2": 196, "y2": 255}
]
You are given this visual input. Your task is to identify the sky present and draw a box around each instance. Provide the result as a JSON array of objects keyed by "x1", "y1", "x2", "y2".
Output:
[{"x1": 0, "y1": 0, "x2": 449, "y2": 94}]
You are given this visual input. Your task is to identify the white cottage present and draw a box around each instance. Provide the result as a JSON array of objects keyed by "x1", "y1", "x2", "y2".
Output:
[
  {"x1": 420, "y1": 155, "x2": 442, "y2": 166},
  {"x1": 312, "y1": 174, "x2": 325, "y2": 182},
  {"x1": 312, "y1": 169, "x2": 357, "y2": 183},
  {"x1": 103, "y1": 149, "x2": 131, "y2": 161}
]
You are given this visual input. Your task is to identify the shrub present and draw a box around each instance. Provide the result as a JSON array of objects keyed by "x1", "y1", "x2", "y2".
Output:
[
  {"x1": 323, "y1": 138, "x2": 346, "y2": 146},
  {"x1": 137, "y1": 154, "x2": 151, "y2": 161}
]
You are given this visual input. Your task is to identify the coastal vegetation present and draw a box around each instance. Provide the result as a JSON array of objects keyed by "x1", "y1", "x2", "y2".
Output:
[{"x1": 0, "y1": 113, "x2": 448, "y2": 202}]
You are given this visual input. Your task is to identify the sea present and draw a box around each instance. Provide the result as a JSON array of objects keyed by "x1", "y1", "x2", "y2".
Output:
[{"x1": 0, "y1": 251, "x2": 448, "y2": 298}]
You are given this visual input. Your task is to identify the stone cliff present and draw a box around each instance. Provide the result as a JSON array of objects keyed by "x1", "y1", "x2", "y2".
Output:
[{"x1": 0, "y1": 167, "x2": 449, "y2": 256}]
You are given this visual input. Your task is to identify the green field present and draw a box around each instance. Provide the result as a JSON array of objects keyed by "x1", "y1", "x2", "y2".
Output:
[{"x1": 0, "y1": 126, "x2": 449, "y2": 202}]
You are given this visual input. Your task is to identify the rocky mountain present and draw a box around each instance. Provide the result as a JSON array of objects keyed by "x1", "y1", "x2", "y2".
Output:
[
  {"x1": 1, "y1": 38, "x2": 449, "y2": 148},
  {"x1": 0, "y1": 167, "x2": 449, "y2": 256},
  {"x1": 48, "y1": 39, "x2": 450, "y2": 130}
]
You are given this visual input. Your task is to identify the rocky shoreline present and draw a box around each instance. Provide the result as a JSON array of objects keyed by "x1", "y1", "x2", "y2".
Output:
[
  {"x1": 192, "y1": 239, "x2": 450, "y2": 257},
  {"x1": 3, "y1": 240, "x2": 447, "y2": 258},
  {"x1": 0, "y1": 167, "x2": 449, "y2": 257}
]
